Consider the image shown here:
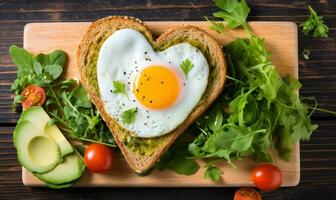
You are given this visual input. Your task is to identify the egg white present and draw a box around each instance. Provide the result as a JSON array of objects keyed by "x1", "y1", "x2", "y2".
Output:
[{"x1": 97, "y1": 29, "x2": 209, "y2": 138}]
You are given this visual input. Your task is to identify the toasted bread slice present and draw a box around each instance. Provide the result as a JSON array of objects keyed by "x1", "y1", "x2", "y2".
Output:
[{"x1": 77, "y1": 16, "x2": 227, "y2": 173}]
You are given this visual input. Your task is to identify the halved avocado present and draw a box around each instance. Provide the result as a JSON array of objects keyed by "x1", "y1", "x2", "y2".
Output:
[
  {"x1": 34, "y1": 152, "x2": 85, "y2": 185},
  {"x1": 14, "y1": 121, "x2": 62, "y2": 173},
  {"x1": 20, "y1": 106, "x2": 73, "y2": 157}
]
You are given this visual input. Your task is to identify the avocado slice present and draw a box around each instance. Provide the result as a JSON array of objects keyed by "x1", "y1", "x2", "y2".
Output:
[
  {"x1": 44, "y1": 125, "x2": 73, "y2": 157},
  {"x1": 34, "y1": 152, "x2": 85, "y2": 185},
  {"x1": 14, "y1": 121, "x2": 62, "y2": 173},
  {"x1": 19, "y1": 106, "x2": 73, "y2": 157},
  {"x1": 19, "y1": 106, "x2": 50, "y2": 129},
  {"x1": 46, "y1": 179, "x2": 78, "y2": 189}
]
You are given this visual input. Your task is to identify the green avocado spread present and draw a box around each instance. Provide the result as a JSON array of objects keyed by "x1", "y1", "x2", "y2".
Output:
[{"x1": 122, "y1": 134, "x2": 167, "y2": 156}]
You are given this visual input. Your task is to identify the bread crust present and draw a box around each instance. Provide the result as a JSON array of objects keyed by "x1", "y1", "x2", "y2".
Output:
[{"x1": 77, "y1": 16, "x2": 227, "y2": 173}]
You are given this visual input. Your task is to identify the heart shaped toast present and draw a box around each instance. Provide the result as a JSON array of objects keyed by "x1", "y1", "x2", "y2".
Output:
[{"x1": 77, "y1": 16, "x2": 226, "y2": 173}]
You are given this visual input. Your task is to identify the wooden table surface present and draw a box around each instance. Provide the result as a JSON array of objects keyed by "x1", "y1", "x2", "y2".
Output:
[{"x1": 0, "y1": 1, "x2": 335, "y2": 199}]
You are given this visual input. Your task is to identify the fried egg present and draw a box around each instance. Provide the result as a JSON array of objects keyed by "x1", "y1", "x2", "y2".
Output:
[{"x1": 97, "y1": 29, "x2": 209, "y2": 138}]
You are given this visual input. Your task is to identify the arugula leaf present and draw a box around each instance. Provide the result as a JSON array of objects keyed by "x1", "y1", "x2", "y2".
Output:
[
  {"x1": 33, "y1": 61, "x2": 42, "y2": 75},
  {"x1": 204, "y1": 164, "x2": 222, "y2": 182},
  {"x1": 156, "y1": 140, "x2": 200, "y2": 176},
  {"x1": 72, "y1": 84, "x2": 92, "y2": 108},
  {"x1": 212, "y1": 0, "x2": 250, "y2": 32},
  {"x1": 180, "y1": 59, "x2": 194, "y2": 78},
  {"x1": 167, "y1": 156, "x2": 199, "y2": 175},
  {"x1": 9, "y1": 45, "x2": 34, "y2": 78},
  {"x1": 74, "y1": 144, "x2": 86, "y2": 156},
  {"x1": 47, "y1": 118, "x2": 57, "y2": 126},
  {"x1": 34, "y1": 50, "x2": 67, "y2": 66},
  {"x1": 9, "y1": 46, "x2": 116, "y2": 148},
  {"x1": 208, "y1": 108, "x2": 223, "y2": 131},
  {"x1": 189, "y1": 35, "x2": 318, "y2": 163},
  {"x1": 121, "y1": 108, "x2": 137, "y2": 124},
  {"x1": 112, "y1": 80, "x2": 127, "y2": 97},
  {"x1": 188, "y1": 0, "x2": 322, "y2": 166},
  {"x1": 300, "y1": 5, "x2": 329, "y2": 38},
  {"x1": 44, "y1": 64, "x2": 63, "y2": 80},
  {"x1": 44, "y1": 79, "x2": 116, "y2": 148},
  {"x1": 301, "y1": 48, "x2": 311, "y2": 60},
  {"x1": 205, "y1": 16, "x2": 225, "y2": 33}
]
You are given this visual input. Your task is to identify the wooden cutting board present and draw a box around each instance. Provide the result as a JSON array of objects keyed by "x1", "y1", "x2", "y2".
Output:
[{"x1": 22, "y1": 21, "x2": 299, "y2": 187}]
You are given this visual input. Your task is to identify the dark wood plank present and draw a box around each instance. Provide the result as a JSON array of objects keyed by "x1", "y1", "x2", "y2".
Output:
[
  {"x1": 0, "y1": 1, "x2": 335, "y2": 123},
  {"x1": 1, "y1": 120, "x2": 336, "y2": 199}
]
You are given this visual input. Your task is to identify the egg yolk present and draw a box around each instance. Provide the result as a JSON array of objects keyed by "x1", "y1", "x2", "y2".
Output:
[{"x1": 134, "y1": 66, "x2": 180, "y2": 109}]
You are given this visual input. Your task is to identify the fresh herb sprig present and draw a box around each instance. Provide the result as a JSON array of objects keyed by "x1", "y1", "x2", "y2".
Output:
[
  {"x1": 121, "y1": 108, "x2": 137, "y2": 124},
  {"x1": 112, "y1": 80, "x2": 128, "y2": 97},
  {"x1": 300, "y1": 5, "x2": 329, "y2": 38},
  {"x1": 180, "y1": 59, "x2": 194, "y2": 79}
]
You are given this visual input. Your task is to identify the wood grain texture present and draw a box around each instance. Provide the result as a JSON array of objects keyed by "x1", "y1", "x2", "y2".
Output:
[
  {"x1": 0, "y1": 1, "x2": 335, "y2": 124},
  {"x1": 0, "y1": 0, "x2": 335, "y2": 199},
  {"x1": 22, "y1": 21, "x2": 299, "y2": 187},
  {"x1": 1, "y1": 120, "x2": 335, "y2": 199}
]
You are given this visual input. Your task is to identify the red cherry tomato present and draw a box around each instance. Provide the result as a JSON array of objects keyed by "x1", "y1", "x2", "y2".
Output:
[
  {"x1": 251, "y1": 164, "x2": 282, "y2": 191},
  {"x1": 234, "y1": 188, "x2": 262, "y2": 200},
  {"x1": 21, "y1": 85, "x2": 46, "y2": 109},
  {"x1": 84, "y1": 143, "x2": 113, "y2": 173}
]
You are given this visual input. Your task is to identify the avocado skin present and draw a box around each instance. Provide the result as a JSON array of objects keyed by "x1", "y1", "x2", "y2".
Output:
[
  {"x1": 46, "y1": 180, "x2": 77, "y2": 189},
  {"x1": 33, "y1": 152, "x2": 86, "y2": 185}
]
